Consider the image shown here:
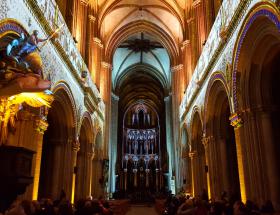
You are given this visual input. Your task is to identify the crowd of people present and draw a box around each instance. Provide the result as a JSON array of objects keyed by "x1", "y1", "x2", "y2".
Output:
[
  {"x1": 1, "y1": 196, "x2": 113, "y2": 215},
  {"x1": 162, "y1": 190, "x2": 276, "y2": 215}
]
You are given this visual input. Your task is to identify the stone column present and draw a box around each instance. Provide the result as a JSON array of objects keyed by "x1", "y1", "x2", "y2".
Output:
[
  {"x1": 133, "y1": 169, "x2": 138, "y2": 187},
  {"x1": 124, "y1": 169, "x2": 127, "y2": 191},
  {"x1": 109, "y1": 93, "x2": 119, "y2": 194},
  {"x1": 164, "y1": 95, "x2": 173, "y2": 190},
  {"x1": 86, "y1": 151, "x2": 94, "y2": 197},
  {"x1": 181, "y1": 40, "x2": 192, "y2": 87},
  {"x1": 230, "y1": 113, "x2": 247, "y2": 202},
  {"x1": 189, "y1": 151, "x2": 197, "y2": 197},
  {"x1": 202, "y1": 136, "x2": 211, "y2": 199},
  {"x1": 171, "y1": 64, "x2": 184, "y2": 192},
  {"x1": 76, "y1": 0, "x2": 88, "y2": 58},
  {"x1": 86, "y1": 14, "x2": 96, "y2": 70},
  {"x1": 71, "y1": 139, "x2": 80, "y2": 203},
  {"x1": 219, "y1": 137, "x2": 230, "y2": 193},
  {"x1": 145, "y1": 169, "x2": 150, "y2": 188},
  {"x1": 192, "y1": 0, "x2": 207, "y2": 55},
  {"x1": 31, "y1": 117, "x2": 49, "y2": 200},
  {"x1": 259, "y1": 111, "x2": 280, "y2": 209},
  {"x1": 92, "y1": 38, "x2": 103, "y2": 90}
]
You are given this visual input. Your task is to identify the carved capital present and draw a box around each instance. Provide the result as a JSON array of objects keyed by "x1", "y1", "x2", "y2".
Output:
[
  {"x1": 80, "y1": 0, "x2": 89, "y2": 6},
  {"x1": 181, "y1": 40, "x2": 191, "y2": 50},
  {"x1": 72, "y1": 139, "x2": 80, "y2": 152},
  {"x1": 171, "y1": 64, "x2": 183, "y2": 73},
  {"x1": 229, "y1": 113, "x2": 243, "y2": 128},
  {"x1": 101, "y1": 62, "x2": 112, "y2": 70},
  {"x1": 88, "y1": 15, "x2": 96, "y2": 22},
  {"x1": 93, "y1": 37, "x2": 103, "y2": 48},
  {"x1": 111, "y1": 92, "x2": 119, "y2": 101},
  {"x1": 189, "y1": 151, "x2": 197, "y2": 158},
  {"x1": 34, "y1": 118, "x2": 48, "y2": 134}
]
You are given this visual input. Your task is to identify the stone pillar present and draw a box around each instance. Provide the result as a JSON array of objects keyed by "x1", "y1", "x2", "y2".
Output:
[
  {"x1": 31, "y1": 117, "x2": 49, "y2": 200},
  {"x1": 230, "y1": 113, "x2": 247, "y2": 202},
  {"x1": 164, "y1": 95, "x2": 173, "y2": 190},
  {"x1": 86, "y1": 14, "x2": 96, "y2": 70},
  {"x1": 171, "y1": 64, "x2": 184, "y2": 192},
  {"x1": 181, "y1": 40, "x2": 192, "y2": 87},
  {"x1": 219, "y1": 137, "x2": 230, "y2": 193},
  {"x1": 133, "y1": 169, "x2": 138, "y2": 187},
  {"x1": 259, "y1": 111, "x2": 280, "y2": 209},
  {"x1": 193, "y1": 0, "x2": 207, "y2": 55},
  {"x1": 71, "y1": 139, "x2": 80, "y2": 203},
  {"x1": 86, "y1": 151, "x2": 94, "y2": 197},
  {"x1": 202, "y1": 136, "x2": 211, "y2": 199},
  {"x1": 92, "y1": 38, "x2": 103, "y2": 90},
  {"x1": 76, "y1": 0, "x2": 88, "y2": 58},
  {"x1": 109, "y1": 93, "x2": 119, "y2": 194},
  {"x1": 145, "y1": 169, "x2": 150, "y2": 187},
  {"x1": 189, "y1": 151, "x2": 197, "y2": 197},
  {"x1": 124, "y1": 169, "x2": 127, "y2": 191},
  {"x1": 187, "y1": 17, "x2": 197, "y2": 72}
]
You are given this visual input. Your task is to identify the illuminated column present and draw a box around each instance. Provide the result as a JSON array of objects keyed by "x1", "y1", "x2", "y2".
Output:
[
  {"x1": 76, "y1": 0, "x2": 88, "y2": 57},
  {"x1": 86, "y1": 151, "x2": 94, "y2": 197},
  {"x1": 71, "y1": 139, "x2": 80, "y2": 203},
  {"x1": 193, "y1": 0, "x2": 207, "y2": 55},
  {"x1": 92, "y1": 38, "x2": 103, "y2": 89},
  {"x1": 187, "y1": 17, "x2": 197, "y2": 71},
  {"x1": 229, "y1": 113, "x2": 247, "y2": 202},
  {"x1": 101, "y1": 62, "x2": 112, "y2": 158},
  {"x1": 109, "y1": 93, "x2": 119, "y2": 193},
  {"x1": 202, "y1": 136, "x2": 211, "y2": 199},
  {"x1": 86, "y1": 14, "x2": 96, "y2": 71},
  {"x1": 171, "y1": 64, "x2": 184, "y2": 192},
  {"x1": 181, "y1": 40, "x2": 192, "y2": 87},
  {"x1": 164, "y1": 95, "x2": 173, "y2": 190},
  {"x1": 32, "y1": 118, "x2": 49, "y2": 200},
  {"x1": 189, "y1": 151, "x2": 197, "y2": 197}
]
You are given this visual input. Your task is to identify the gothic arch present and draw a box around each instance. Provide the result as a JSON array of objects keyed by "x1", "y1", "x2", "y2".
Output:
[
  {"x1": 232, "y1": 2, "x2": 280, "y2": 113},
  {"x1": 52, "y1": 81, "x2": 78, "y2": 137},
  {"x1": 204, "y1": 72, "x2": 231, "y2": 135},
  {"x1": 105, "y1": 20, "x2": 179, "y2": 65}
]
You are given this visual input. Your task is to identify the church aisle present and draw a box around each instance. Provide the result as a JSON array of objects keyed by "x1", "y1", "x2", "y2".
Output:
[{"x1": 126, "y1": 205, "x2": 158, "y2": 215}]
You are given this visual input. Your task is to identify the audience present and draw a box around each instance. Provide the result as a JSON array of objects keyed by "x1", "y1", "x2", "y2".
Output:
[
  {"x1": 2, "y1": 196, "x2": 113, "y2": 215},
  {"x1": 162, "y1": 190, "x2": 276, "y2": 215}
]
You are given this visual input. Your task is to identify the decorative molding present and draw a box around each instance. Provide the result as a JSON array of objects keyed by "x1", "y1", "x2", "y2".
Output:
[
  {"x1": 80, "y1": 0, "x2": 89, "y2": 6},
  {"x1": 229, "y1": 113, "x2": 243, "y2": 128},
  {"x1": 171, "y1": 64, "x2": 183, "y2": 72},
  {"x1": 111, "y1": 92, "x2": 119, "y2": 101},
  {"x1": 101, "y1": 61, "x2": 112, "y2": 70},
  {"x1": 88, "y1": 15, "x2": 96, "y2": 22},
  {"x1": 181, "y1": 40, "x2": 190, "y2": 50},
  {"x1": 93, "y1": 37, "x2": 104, "y2": 48}
]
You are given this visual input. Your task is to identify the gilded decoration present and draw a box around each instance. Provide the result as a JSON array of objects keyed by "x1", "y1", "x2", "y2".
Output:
[{"x1": 0, "y1": 20, "x2": 56, "y2": 145}]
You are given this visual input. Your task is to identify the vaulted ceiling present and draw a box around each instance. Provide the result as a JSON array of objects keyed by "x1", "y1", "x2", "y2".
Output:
[{"x1": 98, "y1": 0, "x2": 186, "y2": 47}]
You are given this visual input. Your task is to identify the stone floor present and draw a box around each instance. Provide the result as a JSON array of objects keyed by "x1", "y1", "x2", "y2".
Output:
[{"x1": 126, "y1": 205, "x2": 158, "y2": 215}]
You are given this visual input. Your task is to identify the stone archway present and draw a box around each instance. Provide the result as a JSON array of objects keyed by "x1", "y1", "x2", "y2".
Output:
[
  {"x1": 205, "y1": 79, "x2": 240, "y2": 201},
  {"x1": 38, "y1": 88, "x2": 76, "y2": 200},
  {"x1": 91, "y1": 130, "x2": 104, "y2": 198},
  {"x1": 190, "y1": 112, "x2": 207, "y2": 198},
  {"x1": 75, "y1": 114, "x2": 94, "y2": 201},
  {"x1": 233, "y1": 5, "x2": 280, "y2": 208}
]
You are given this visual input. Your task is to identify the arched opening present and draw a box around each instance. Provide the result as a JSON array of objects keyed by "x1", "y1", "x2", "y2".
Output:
[
  {"x1": 38, "y1": 89, "x2": 75, "y2": 200},
  {"x1": 191, "y1": 113, "x2": 207, "y2": 197},
  {"x1": 205, "y1": 80, "x2": 240, "y2": 201},
  {"x1": 91, "y1": 131, "x2": 103, "y2": 198},
  {"x1": 236, "y1": 10, "x2": 280, "y2": 208},
  {"x1": 75, "y1": 116, "x2": 93, "y2": 201},
  {"x1": 181, "y1": 127, "x2": 191, "y2": 194}
]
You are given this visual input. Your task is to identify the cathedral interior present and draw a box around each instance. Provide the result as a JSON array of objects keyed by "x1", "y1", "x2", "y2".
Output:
[{"x1": 0, "y1": 0, "x2": 280, "y2": 214}]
